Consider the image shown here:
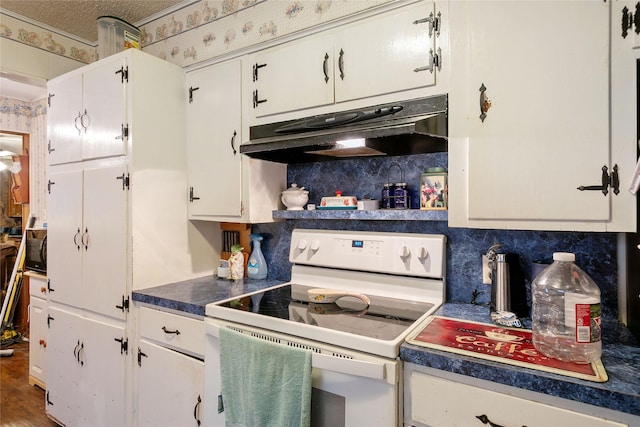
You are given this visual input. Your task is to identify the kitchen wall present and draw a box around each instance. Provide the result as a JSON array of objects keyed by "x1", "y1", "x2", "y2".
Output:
[{"x1": 253, "y1": 153, "x2": 619, "y2": 320}]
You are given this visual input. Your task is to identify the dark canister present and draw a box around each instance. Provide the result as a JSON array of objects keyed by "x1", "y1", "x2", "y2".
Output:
[
  {"x1": 393, "y1": 182, "x2": 408, "y2": 209},
  {"x1": 381, "y1": 183, "x2": 395, "y2": 209}
]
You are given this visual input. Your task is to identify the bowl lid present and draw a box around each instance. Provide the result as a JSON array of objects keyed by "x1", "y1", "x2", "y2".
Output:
[{"x1": 282, "y1": 183, "x2": 308, "y2": 194}]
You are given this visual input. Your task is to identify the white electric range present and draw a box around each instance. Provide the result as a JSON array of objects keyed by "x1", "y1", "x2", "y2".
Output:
[{"x1": 203, "y1": 229, "x2": 446, "y2": 426}]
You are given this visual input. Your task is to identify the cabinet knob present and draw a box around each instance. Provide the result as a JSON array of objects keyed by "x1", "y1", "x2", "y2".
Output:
[
  {"x1": 39, "y1": 339, "x2": 47, "y2": 348},
  {"x1": 479, "y1": 83, "x2": 492, "y2": 122},
  {"x1": 40, "y1": 287, "x2": 47, "y2": 294}
]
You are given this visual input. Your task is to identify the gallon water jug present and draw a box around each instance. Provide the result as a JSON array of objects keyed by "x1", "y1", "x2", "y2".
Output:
[
  {"x1": 247, "y1": 234, "x2": 268, "y2": 280},
  {"x1": 531, "y1": 252, "x2": 602, "y2": 363}
]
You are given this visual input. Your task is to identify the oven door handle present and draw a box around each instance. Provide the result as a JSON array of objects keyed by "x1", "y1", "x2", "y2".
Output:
[
  {"x1": 312, "y1": 353, "x2": 386, "y2": 381},
  {"x1": 206, "y1": 322, "x2": 392, "y2": 384}
]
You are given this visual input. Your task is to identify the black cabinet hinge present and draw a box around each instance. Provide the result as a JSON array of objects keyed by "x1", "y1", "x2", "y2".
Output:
[
  {"x1": 47, "y1": 93, "x2": 55, "y2": 108},
  {"x1": 253, "y1": 90, "x2": 267, "y2": 108},
  {"x1": 137, "y1": 347, "x2": 148, "y2": 367},
  {"x1": 114, "y1": 337, "x2": 128, "y2": 355},
  {"x1": 116, "y1": 66, "x2": 129, "y2": 83},
  {"x1": 577, "y1": 164, "x2": 620, "y2": 196},
  {"x1": 189, "y1": 86, "x2": 199, "y2": 103},
  {"x1": 189, "y1": 186, "x2": 200, "y2": 202},
  {"x1": 47, "y1": 180, "x2": 55, "y2": 194},
  {"x1": 47, "y1": 314, "x2": 54, "y2": 328},
  {"x1": 621, "y1": 3, "x2": 640, "y2": 38},
  {"x1": 253, "y1": 63, "x2": 267, "y2": 81},
  {"x1": 116, "y1": 174, "x2": 130, "y2": 190},
  {"x1": 116, "y1": 295, "x2": 130, "y2": 312}
]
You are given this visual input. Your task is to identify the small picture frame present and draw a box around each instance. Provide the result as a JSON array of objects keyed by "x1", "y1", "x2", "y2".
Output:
[{"x1": 420, "y1": 169, "x2": 448, "y2": 210}]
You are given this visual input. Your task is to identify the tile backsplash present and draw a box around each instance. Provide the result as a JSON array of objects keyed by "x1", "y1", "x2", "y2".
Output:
[{"x1": 252, "y1": 154, "x2": 618, "y2": 319}]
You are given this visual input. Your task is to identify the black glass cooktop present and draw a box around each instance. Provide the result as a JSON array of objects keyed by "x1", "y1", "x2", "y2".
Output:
[{"x1": 216, "y1": 284, "x2": 434, "y2": 341}]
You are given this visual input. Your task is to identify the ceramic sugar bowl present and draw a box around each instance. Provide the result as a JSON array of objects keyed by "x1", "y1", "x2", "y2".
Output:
[{"x1": 281, "y1": 183, "x2": 309, "y2": 210}]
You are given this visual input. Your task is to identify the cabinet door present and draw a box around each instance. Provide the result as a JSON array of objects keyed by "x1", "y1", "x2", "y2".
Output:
[
  {"x1": 77, "y1": 317, "x2": 127, "y2": 427},
  {"x1": 407, "y1": 371, "x2": 626, "y2": 427},
  {"x1": 82, "y1": 55, "x2": 127, "y2": 160},
  {"x1": 252, "y1": 35, "x2": 335, "y2": 117},
  {"x1": 187, "y1": 60, "x2": 243, "y2": 218},
  {"x1": 334, "y1": 1, "x2": 437, "y2": 103},
  {"x1": 137, "y1": 340, "x2": 204, "y2": 427},
  {"x1": 28, "y1": 294, "x2": 47, "y2": 386},
  {"x1": 47, "y1": 72, "x2": 83, "y2": 165},
  {"x1": 82, "y1": 163, "x2": 128, "y2": 319},
  {"x1": 47, "y1": 168, "x2": 83, "y2": 308},
  {"x1": 46, "y1": 306, "x2": 81, "y2": 426},
  {"x1": 450, "y1": 1, "x2": 610, "y2": 225}
]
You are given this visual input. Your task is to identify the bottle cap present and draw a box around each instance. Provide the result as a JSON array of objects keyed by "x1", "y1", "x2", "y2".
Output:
[{"x1": 553, "y1": 252, "x2": 575, "y2": 262}]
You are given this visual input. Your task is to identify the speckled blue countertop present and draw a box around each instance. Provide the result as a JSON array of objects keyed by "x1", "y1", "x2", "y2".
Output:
[
  {"x1": 400, "y1": 303, "x2": 640, "y2": 417},
  {"x1": 132, "y1": 275, "x2": 286, "y2": 316}
]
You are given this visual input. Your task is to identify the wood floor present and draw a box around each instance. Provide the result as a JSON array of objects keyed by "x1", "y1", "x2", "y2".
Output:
[{"x1": 0, "y1": 340, "x2": 58, "y2": 427}]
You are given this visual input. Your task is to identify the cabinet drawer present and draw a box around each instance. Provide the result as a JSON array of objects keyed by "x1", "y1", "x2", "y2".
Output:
[
  {"x1": 28, "y1": 275, "x2": 48, "y2": 298},
  {"x1": 408, "y1": 372, "x2": 626, "y2": 427},
  {"x1": 139, "y1": 307, "x2": 204, "y2": 358}
]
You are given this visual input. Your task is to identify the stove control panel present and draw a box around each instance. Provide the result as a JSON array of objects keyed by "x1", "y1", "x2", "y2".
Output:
[{"x1": 289, "y1": 229, "x2": 446, "y2": 279}]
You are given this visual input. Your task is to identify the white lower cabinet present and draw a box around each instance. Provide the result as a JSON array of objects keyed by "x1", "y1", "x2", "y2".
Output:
[
  {"x1": 135, "y1": 306, "x2": 204, "y2": 427},
  {"x1": 27, "y1": 274, "x2": 47, "y2": 388},
  {"x1": 46, "y1": 305, "x2": 127, "y2": 427},
  {"x1": 404, "y1": 363, "x2": 637, "y2": 427}
]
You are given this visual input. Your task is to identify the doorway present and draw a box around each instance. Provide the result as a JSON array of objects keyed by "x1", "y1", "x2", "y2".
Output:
[{"x1": 0, "y1": 131, "x2": 30, "y2": 336}]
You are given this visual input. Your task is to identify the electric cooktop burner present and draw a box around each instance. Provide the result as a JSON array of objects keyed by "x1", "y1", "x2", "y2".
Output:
[{"x1": 216, "y1": 284, "x2": 435, "y2": 341}]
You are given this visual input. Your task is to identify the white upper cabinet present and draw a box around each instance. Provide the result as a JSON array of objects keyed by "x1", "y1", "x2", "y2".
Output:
[
  {"x1": 186, "y1": 60, "x2": 243, "y2": 218},
  {"x1": 611, "y1": 0, "x2": 640, "y2": 233},
  {"x1": 251, "y1": 0, "x2": 445, "y2": 119},
  {"x1": 448, "y1": 0, "x2": 636, "y2": 231},
  {"x1": 333, "y1": 1, "x2": 439, "y2": 103},
  {"x1": 47, "y1": 160, "x2": 128, "y2": 321},
  {"x1": 251, "y1": 35, "x2": 335, "y2": 117},
  {"x1": 186, "y1": 58, "x2": 286, "y2": 223},
  {"x1": 47, "y1": 54, "x2": 126, "y2": 165}
]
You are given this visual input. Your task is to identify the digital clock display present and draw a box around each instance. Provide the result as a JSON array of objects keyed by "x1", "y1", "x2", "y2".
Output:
[{"x1": 352, "y1": 240, "x2": 364, "y2": 248}]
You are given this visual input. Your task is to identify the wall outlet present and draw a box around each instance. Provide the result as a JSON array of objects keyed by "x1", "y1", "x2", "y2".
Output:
[{"x1": 482, "y1": 255, "x2": 492, "y2": 284}]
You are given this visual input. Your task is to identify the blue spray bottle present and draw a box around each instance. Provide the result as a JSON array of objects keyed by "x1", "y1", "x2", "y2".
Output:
[{"x1": 247, "y1": 234, "x2": 268, "y2": 279}]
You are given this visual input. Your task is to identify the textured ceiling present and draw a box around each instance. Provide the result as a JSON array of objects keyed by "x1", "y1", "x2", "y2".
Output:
[{"x1": 0, "y1": 1, "x2": 184, "y2": 42}]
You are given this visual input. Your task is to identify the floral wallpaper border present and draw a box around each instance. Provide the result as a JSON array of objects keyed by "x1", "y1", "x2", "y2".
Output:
[
  {"x1": 0, "y1": 96, "x2": 47, "y2": 126},
  {"x1": 0, "y1": 1, "x2": 394, "y2": 68},
  {"x1": 140, "y1": 0, "x2": 393, "y2": 67},
  {"x1": 0, "y1": 12, "x2": 96, "y2": 64}
]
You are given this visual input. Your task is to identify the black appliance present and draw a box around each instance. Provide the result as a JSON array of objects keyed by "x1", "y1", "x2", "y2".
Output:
[
  {"x1": 242, "y1": 94, "x2": 448, "y2": 163},
  {"x1": 24, "y1": 229, "x2": 47, "y2": 274}
]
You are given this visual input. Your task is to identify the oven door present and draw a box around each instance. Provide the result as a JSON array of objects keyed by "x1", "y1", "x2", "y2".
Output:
[{"x1": 203, "y1": 319, "x2": 401, "y2": 427}]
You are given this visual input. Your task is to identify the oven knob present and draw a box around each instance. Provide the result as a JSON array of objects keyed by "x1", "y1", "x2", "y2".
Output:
[
  {"x1": 310, "y1": 240, "x2": 320, "y2": 252},
  {"x1": 418, "y1": 246, "x2": 429, "y2": 260},
  {"x1": 398, "y1": 245, "x2": 410, "y2": 258},
  {"x1": 297, "y1": 239, "x2": 308, "y2": 251}
]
